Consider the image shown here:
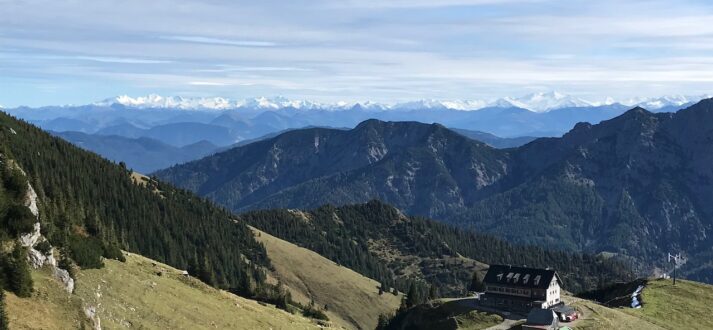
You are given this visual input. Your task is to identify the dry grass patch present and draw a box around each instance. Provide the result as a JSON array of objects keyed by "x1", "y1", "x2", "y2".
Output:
[
  {"x1": 253, "y1": 227, "x2": 402, "y2": 330},
  {"x1": 5, "y1": 267, "x2": 85, "y2": 330},
  {"x1": 7, "y1": 253, "x2": 319, "y2": 330}
]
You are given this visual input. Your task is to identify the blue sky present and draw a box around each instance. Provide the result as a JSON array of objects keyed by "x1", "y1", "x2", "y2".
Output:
[{"x1": 2, "y1": 0, "x2": 713, "y2": 107}]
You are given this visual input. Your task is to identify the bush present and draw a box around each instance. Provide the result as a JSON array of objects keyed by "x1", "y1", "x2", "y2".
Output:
[
  {"x1": 1, "y1": 166, "x2": 27, "y2": 200},
  {"x1": 102, "y1": 242, "x2": 125, "y2": 262},
  {"x1": 302, "y1": 305, "x2": 329, "y2": 321},
  {"x1": 5, "y1": 245, "x2": 33, "y2": 297},
  {"x1": 0, "y1": 283, "x2": 8, "y2": 330},
  {"x1": 68, "y1": 235, "x2": 104, "y2": 269},
  {"x1": 34, "y1": 240, "x2": 52, "y2": 256},
  {"x1": 4, "y1": 204, "x2": 35, "y2": 236}
]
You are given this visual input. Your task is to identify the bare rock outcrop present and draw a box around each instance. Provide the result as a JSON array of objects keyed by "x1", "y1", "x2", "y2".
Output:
[{"x1": 17, "y1": 180, "x2": 75, "y2": 293}]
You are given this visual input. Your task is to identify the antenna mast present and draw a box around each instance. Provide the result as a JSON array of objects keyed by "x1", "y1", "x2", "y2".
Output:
[{"x1": 668, "y1": 253, "x2": 686, "y2": 285}]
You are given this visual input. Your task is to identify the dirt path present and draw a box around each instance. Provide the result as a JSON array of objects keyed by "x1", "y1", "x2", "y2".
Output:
[
  {"x1": 449, "y1": 298, "x2": 526, "y2": 330},
  {"x1": 484, "y1": 318, "x2": 523, "y2": 330}
]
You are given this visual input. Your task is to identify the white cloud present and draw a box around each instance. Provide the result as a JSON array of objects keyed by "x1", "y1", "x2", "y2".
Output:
[
  {"x1": 162, "y1": 36, "x2": 277, "y2": 47},
  {"x1": 71, "y1": 56, "x2": 172, "y2": 64},
  {"x1": 1, "y1": 0, "x2": 713, "y2": 106},
  {"x1": 188, "y1": 81, "x2": 231, "y2": 86}
]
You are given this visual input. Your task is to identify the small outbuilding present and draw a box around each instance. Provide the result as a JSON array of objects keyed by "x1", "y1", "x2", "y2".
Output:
[
  {"x1": 552, "y1": 305, "x2": 579, "y2": 322},
  {"x1": 522, "y1": 308, "x2": 559, "y2": 330}
]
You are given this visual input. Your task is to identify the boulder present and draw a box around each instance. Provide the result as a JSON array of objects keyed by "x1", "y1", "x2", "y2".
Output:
[{"x1": 53, "y1": 265, "x2": 75, "y2": 294}]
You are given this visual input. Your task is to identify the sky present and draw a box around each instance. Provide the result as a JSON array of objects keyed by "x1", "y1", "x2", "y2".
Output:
[{"x1": 2, "y1": 0, "x2": 713, "y2": 107}]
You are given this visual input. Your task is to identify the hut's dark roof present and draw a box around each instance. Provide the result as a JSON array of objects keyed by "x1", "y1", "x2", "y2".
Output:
[
  {"x1": 483, "y1": 265, "x2": 561, "y2": 289},
  {"x1": 526, "y1": 308, "x2": 556, "y2": 325}
]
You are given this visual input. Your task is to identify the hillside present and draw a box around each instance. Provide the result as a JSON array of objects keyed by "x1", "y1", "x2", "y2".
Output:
[
  {"x1": 5, "y1": 252, "x2": 319, "y2": 329},
  {"x1": 241, "y1": 201, "x2": 633, "y2": 297},
  {"x1": 0, "y1": 110, "x2": 272, "y2": 298},
  {"x1": 620, "y1": 279, "x2": 713, "y2": 329},
  {"x1": 155, "y1": 119, "x2": 508, "y2": 220},
  {"x1": 157, "y1": 99, "x2": 713, "y2": 281},
  {"x1": 571, "y1": 278, "x2": 713, "y2": 329},
  {"x1": 253, "y1": 227, "x2": 401, "y2": 330}
]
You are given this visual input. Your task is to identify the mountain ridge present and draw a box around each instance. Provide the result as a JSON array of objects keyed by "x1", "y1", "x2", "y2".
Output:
[
  {"x1": 156, "y1": 98, "x2": 713, "y2": 283},
  {"x1": 91, "y1": 92, "x2": 709, "y2": 112}
]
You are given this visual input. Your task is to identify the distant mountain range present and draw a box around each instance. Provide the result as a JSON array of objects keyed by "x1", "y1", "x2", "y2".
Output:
[
  {"x1": 5, "y1": 93, "x2": 704, "y2": 146},
  {"x1": 51, "y1": 126, "x2": 535, "y2": 173},
  {"x1": 92, "y1": 92, "x2": 707, "y2": 113},
  {"x1": 155, "y1": 98, "x2": 713, "y2": 283},
  {"x1": 51, "y1": 131, "x2": 219, "y2": 173}
]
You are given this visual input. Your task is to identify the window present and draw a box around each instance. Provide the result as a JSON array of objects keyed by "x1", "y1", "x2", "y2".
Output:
[
  {"x1": 506, "y1": 272, "x2": 514, "y2": 282},
  {"x1": 497, "y1": 273, "x2": 504, "y2": 281},
  {"x1": 534, "y1": 275, "x2": 541, "y2": 285},
  {"x1": 513, "y1": 273, "x2": 521, "y2": 283},
  {"x1": 523, "y1": 274, "x2": 530, "y2": 284}
]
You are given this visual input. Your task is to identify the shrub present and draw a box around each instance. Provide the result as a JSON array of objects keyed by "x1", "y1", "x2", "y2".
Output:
[
  {"x1": 102, "y1": 242, "x2": 126, "y2": 262},
  {"x1": 6, "y1": 245, "x2": 33, "y2": 297},
  {"x1": 34, "y1": 240, "x2": 52, "y2": 256},
  {"x1": 302, "y1": 305, "x2": 329, "y2": 321},
  {"x1": 1, "y1": 166, "x2": 27, "y2": 199},
  {"x1": 4, "y1": 204, "x2": 35, "y2": 236},
  {"x1": 68, "y1": 235, "x2": 104, "y2": 269},
  {"x1": 0, "y1": 284, "x2": 8, "y2": 330}
]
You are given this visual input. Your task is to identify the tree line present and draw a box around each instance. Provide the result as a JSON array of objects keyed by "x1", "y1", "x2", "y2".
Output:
[{"x1": 242, "y1": 200, "x2": 635, "y2": 298}]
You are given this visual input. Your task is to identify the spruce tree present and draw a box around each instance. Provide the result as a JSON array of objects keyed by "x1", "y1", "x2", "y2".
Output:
[
  {"x1": 0, "y1": 286, "x2": 10, "y2": 330},
  {"x1": 470, "y1": 271, "x2": 484, "y2": 292},
  {"x1": 0, "y1": 286, "x2": 8, "y2": 330},
  {"x1": 376, "y1": 313, "x2": 390, "y2": 330},
  {"x1": 428, "y1": 284, "x2": 438, "y2": 300},
  {"x1": 405, "y1": 282, "x2": 419, "y2": 308},
  {"x1": 8, "y1": 245, "x2": 33, "y2": 298}
]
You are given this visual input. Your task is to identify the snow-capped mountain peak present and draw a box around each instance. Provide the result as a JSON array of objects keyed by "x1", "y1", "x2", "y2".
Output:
[
  {"x1": 492, "y1": 91, "x2": 596, "y2": 112},
  {"x1": 621, "y1": 95, "x2": 712, "y2": 110},
  {"x1": 93, "y1": 92, "x2": 712, "y2": 112},
  {"x1": 98, "y1": 94, "x2": 235, "y2": 110}
]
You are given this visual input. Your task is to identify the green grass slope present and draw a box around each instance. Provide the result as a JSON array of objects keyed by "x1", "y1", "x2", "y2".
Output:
[
  {"x1": 570, "y1": 278, "x2": 713, "y2": 329},
  {"x1": 6, "y1": 253, "x2": 319, "y2": 330},
  {"x1": 621, "y1": 279, "x2": 713, "y2": 330},
  {"x1": 254, "y1": 227, "x2": 402, "y2": 330}
]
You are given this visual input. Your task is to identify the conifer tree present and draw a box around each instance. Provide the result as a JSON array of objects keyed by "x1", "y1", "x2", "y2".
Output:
[
  {"x1": 8, "y1": 245, "x2": 33, "y2": 298},
  {"x1": 376, "y1": 313, "x2": 391, "y2": 330},
  {"x1": 428, "y1": 284, "x2": 438, "y2": 300},
  {"x1": 470, "y1": 271, "x2": 484, "y2": 292},
  {"x1": 405, "y1": 282, "x2": 419, "y2": 308},
  {"x1": 0, "y1": 285, "x2": 8, "y2": 330}
]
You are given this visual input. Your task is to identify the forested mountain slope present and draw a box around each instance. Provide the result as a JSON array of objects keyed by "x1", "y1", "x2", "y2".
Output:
[
  {"x1": 241, "y1": 201, "x2": 634, "y2": 296},
  {"x1": 156, "y1": 119, "x2": 509, "y2": 220},
  {"x1": 157, "y1": 99, "x2": 713, "y2": 281},
  {"x1": 0, "y1": 111, "x2": 269, "y2": 294}
]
